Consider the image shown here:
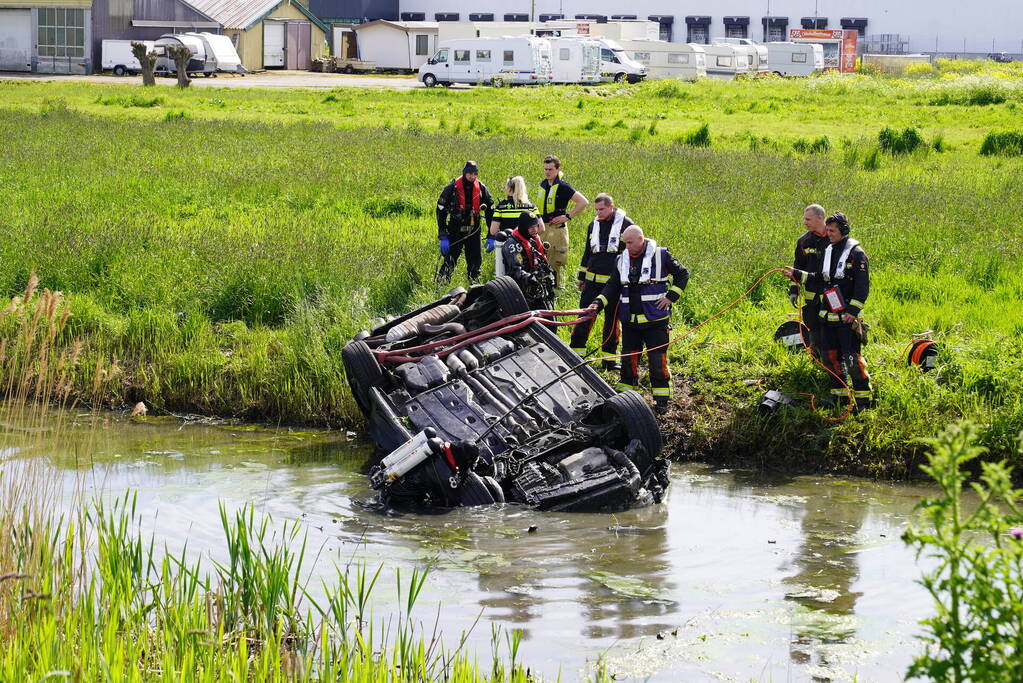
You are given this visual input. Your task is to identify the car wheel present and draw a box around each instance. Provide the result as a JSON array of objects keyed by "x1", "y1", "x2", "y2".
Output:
[
  {"x1": 113, "y1": 65, "x2": 126, "y2": 76},
  {"x1": 458, "y1": 472, "x2": 497, "y2": 506},
  {"x1": 342, "y1": 340, "x2": 383, "y2": 416},
  {"x1": 343, "y1": 64, "x2": 355, "y2": 74},
  {"x1": 422, "y1": 73, "x2": 437, "y2": 87},
  {"x1": 614, "y1": 72, "x2": 627, "y2": 83},
  {"x1": 605, "y1": 390, "x2": 663, "y2": 459},
  {"x1": 485, "y1": 276, "x2": 530, "y2": 316}
]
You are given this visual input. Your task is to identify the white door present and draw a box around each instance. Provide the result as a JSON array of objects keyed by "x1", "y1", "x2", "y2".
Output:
[
  {"x1": 450, "y1": 46, "x2": 472, "y2": 81},
  {"x1": 263, "y1": 22, "x2": 285, "y2": 67},
  {"x1": 0, "y1": 9, "x2": 32, "y2": 72}
]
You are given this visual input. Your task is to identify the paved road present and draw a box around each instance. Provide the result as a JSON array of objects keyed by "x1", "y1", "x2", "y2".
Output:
[{"x1": 0, "y1": 70, "x2": 474, "y2": 90}]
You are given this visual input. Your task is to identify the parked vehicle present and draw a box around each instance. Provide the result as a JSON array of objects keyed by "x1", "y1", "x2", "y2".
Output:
[
  {"x1": 101, "y1": 39, "x2": 155, "y2": 76},
  {"x1": 188, "y1": 32, "x2": 246, "y2": 74},
  {"x1": 987, "y1": 52, "x2": 1013, "y2": 63},
  {"x1": 615, "y1": 39, "x2": 706, "y2": 80},
  {"x1": 154, "y1": 34, "x2": 214, "y2": 76},
  {"x1": 548, "y1": 37, "x2": 601, "y2": 84},
  {"x1": 702, "y1": 43, "x2": 756, "y2": 79},
  {"x1": 766, "y1": 41, "x2": 824, "y2": 76},
  {"x1": 342, "y1": 277, "x2": 669, "y2": 512},
  {"x1": 419, "y1": 37, "x2": 552, "y2": 87},
  {"x1": 594, "y1": 38, "x2": 647, "y2": 82},
  {"x1": 714, "y1": 36, "x2": 768, "y2": 73}
]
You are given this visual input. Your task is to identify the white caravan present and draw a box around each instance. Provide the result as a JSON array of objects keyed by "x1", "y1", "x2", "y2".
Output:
[
  {"x1": 549, "y1": 37, "x2": 601, "y2": 84},
  {"x1": 702, "y1": 43, "x2": 757, "y2": 80},
  {"x1": 595, "y1": 39, "x2": 647, "y2": 83},
  {"x1": 187, "y1": 32, "x2": 245, "y2": 74},
  {"x1": 419, "y1": 37, "x2": 552, "y2": 87},
  {"x1": 101, "y1": 39, "x2": 155, "y2": 76},
  {"x1": 714, "y1": 37, "x2": 769, "y2": 73},
  {"x1": 766, "y1": 42, "x2": 823, "y2": 76},
  {"x1": 154, "y1": 34, "x2": 214, "y2": 76},
  {"x1": 616, "y1": 40, "x2": 706, "y2": 80}
]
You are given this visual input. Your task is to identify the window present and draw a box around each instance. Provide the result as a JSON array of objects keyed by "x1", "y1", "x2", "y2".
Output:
[
  {"x1": 748, "y1": 55, "x2": 755, "y2": 67},
  {"x1": 725, "y1": 25, "x2": 747, "y2": 39},
  {"x1": 716, "y1": 55, "x2": 733, "y2": 67},
  {"x1": 434, "y1": 48, "x2": 448, "y2": 63},
  {"x1": 37, "y1": 7, "x2": 85, "y2": 58},
  {"x1": 688, "y1": 26, "x2": 708, "y2": 44},
  {"x1": 766, "y1": 25, "x2": 785, "y2": 41},
  {"x1": 476, "y1": 50, "x2": 490, "y2": 61},
  {"x1": 633, "y1": 52, "x2": 650, "y2": 64},
  {"x1": 454, "y1": 50, "x2": 470, "y2": 63},
  {"x1": 415, "y1": 35, "x2": 429, "y2": 56},
  {"x1": 559, "y1": 48, "x2": 570, "y2": 61},
  {"x1": 503, "y1": 50, "x2": 514, "y2": 64},
  {"x1": 792, "y1": 52, "x2": 807, "y2": 63},
  {"x1": 600, "y1": 48, "x2": 619, "y2": 63},
  {"x1": 667, "y1": 52, "x2": 689, "y2": 65}
]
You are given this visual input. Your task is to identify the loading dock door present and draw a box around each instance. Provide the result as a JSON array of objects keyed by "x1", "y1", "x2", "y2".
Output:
[
  {"x1": 285, "y1": 22, "x2": 311, "y2": 69},
  {"x1": 0, "y1": 9, "x2": 32, "y2": 72},
  {"x1": 264, "y1": 22, "x2": 285, "y2": 67}
]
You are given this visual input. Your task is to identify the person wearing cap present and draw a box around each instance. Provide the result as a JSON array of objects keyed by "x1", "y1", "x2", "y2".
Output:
[
  {"x1": 538, "y1": 155, "x2": 589, "y2": 288},
  {"x1": 489, "y1": 176, "x2": 543, "y2": 248},
  {"x1": 501, "y1": 212, "x2": 555, "y2": 309},
  {"x1": 436, "y1": 160, "x2": 495, "y2": 283},
  {"x1": 784, "y1": 212, "x2": 872, "y2": 412},
  {"x1": 790, "y1": 204, "x2": 830, "y2": 361},
  {"x1": 569, "y1": 192, "x2": 630, "y2": 370},
  {"x1": 587, "y1": 226, "x2": 689, "y2": 415}
]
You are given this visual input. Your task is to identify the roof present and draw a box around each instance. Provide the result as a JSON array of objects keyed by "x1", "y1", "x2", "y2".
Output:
[
  {"x1": 355, "y1": 19, "x2": 439, "y2": 32},
  {"x1": 186, "y1": 0, "x2": 327, "y2": 32}
]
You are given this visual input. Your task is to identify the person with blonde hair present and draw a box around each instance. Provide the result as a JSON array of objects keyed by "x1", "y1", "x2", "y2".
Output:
[{"x1": 488, "y1": 176, "x2": 543, "y2": 253}]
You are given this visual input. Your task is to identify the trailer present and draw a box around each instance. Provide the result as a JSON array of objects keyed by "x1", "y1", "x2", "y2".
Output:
[
  {"x1": 188, "y1": 32, "x2": 245, "y2": 74},
  {"x1": 702, "y1": 43, "x2": 756, "y2": 80},
  {"x1": 418, "y1": 37, "x2": 552, "y2": 87},
  {"x1": 154, "y1": 34, "x2": 214, "y2": 76},
  {"x1": 101, "y1": 39, "x2": 155, "y2": 76},
  {"x1": 549, "y1": 37, "x2": 601, "y2": 84},
  {"x1": 615, "y1": 40, "x2": 706, "y2": 80},
  {"x1": 766, "y1": 42, "x2": 823, "y2": 76}
]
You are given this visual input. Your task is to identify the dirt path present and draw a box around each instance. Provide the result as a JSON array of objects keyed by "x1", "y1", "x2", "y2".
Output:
[{"x1": 0, "y1": 70, "x2": 476, "y2": 90}]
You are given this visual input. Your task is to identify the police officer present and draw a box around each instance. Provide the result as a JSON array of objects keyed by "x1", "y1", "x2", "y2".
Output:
[
  {"x1": 784, "y1": 212, "x2": 872, "y2": 412},
  {"x1": 569, "y1": 192, "x2": 630, "y2": 370},
  {"x1": 538, "y1": 155, "x2": 589, "y2": 288},
  {"x1": 790, "y1": 204, "x2": 830, "y2": 359},
  {"x1": 501, "y1": 212, "x2": 555, "y2": 310},
  {"x1": 436, "y1": 160, "x2": 495, "y2": 283},
  {"x1": 589, "y1": 226, "x2": 689, "y2": 415},
  {"x1": 488, "y1": 176, "x2": 543, "y2": 248}
]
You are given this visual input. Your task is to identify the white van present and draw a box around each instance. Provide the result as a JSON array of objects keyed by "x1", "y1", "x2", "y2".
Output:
[
  {"x1": 548, "y1": 37, "x2": 601, "y2": 84},
  {"x1": 419, "y1": 37, "x2": 552, "y2": 87},
  {"x1": 594, "y1": 38, "x2": 647, "y2": 83},
  {"x1": 703, "y1": 43, "x2": 756, "y2": 80},
  {"x1": 101, "y1": 39, "x2": 155, "y2": 76},
  {"x1": 616, "y1": 40, "x2": 706, "y2": 80},
  {"x1": 766, "y1": 42, "x2": 823, "y2": 76}
]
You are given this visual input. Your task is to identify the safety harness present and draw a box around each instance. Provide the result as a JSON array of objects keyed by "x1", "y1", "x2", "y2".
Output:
[
  {"x1": 453, "y1": 176, "x2": 482, "y2": 216},
  {"x1": 513, "y1": 227, "x2": 546, "y2": 269}
]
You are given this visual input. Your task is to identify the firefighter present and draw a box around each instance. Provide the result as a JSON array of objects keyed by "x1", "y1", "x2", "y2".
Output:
[
  {"x1": 784, "y1": 212, "x2": 872, "y2": 412},
  {"x1": 538, "y1": 155, "x2": 589, "y2": 288},
  {"x1": 569, "y1": 192, "x2": 629, "y2": 370},
  {"x1": 436, "y1": 160, "x2": 495, "y2": 283},
  {"x1": 488, "y1": 176, "x2": 543, "y2": 248},
  {"x1": 501, "y1": 212, "x2": 555, "y2": 310},
  {"x1": 588, "y1": 226, "x2": 689, "y2": 415},
  {"x1": 790, "y1": 204, "x2": 830, "y2": 360}
]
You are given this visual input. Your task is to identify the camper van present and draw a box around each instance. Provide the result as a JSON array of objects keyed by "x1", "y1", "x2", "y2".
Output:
[
  {"x1": 101, "y1": 39, "x2": 155, "y2": 75},
  {"x1": 548, "y1": 37, "x2": 601, "y2": 84},
  {"x1": 702, "y1": 43, "x2": 756, "y2": 79},
  {"x1": 593, "y1": 39, "x2": 647, "y2": 83},
  {"x1": 419, "y1": 37, "x2": 552, "y2": 87},
  {"x1": 766, "y1": 42, "x2": 823, "y2": 76},
  {"x1": 615, "y1": 40, "x2": 706, "y2": 80}
]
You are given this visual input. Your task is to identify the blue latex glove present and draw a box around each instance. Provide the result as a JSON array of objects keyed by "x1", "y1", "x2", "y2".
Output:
[
  {"x1": 485, "y1": 237, "x2": 496, "y2": 253},
  {"x1": 439, "y1": 237, "x2": 450, "y2": 256}
]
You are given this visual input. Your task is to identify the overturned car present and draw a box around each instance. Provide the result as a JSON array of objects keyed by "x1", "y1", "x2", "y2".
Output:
[{"x1": 342, "y1": 277, "x2": 669, "y2": 512}]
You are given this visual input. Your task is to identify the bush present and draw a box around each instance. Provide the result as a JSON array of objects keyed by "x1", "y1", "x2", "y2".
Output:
[
  {"x1": 677, "y1": 122, "x2": 711, "y2": 148},
  {"x1": 878, "y1": 126, "x2": 925, "y2": 155},
  {"x1": 979, "y1": 130, "x2": 1023, "y2": 157}
]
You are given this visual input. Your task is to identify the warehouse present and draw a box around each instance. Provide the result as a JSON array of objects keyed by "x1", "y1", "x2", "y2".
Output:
[{"x1": 1, "y1": 0, "x2": 93, "y2": 73}]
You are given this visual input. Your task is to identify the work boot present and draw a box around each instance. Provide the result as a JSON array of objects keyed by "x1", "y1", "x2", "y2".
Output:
[
  {"x1": 601, "y1": 359, "x2": 622, "y2": 372},
  {"x1": 854, "y1": 398, "x2": 872, "y2": 414},
  {"x1": 654, "y1": 400, "x2": 670, "y2": 416}
]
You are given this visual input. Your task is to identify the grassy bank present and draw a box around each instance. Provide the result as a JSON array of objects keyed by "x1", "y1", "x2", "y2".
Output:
[{"x1": 2, "y1": 72, "x2": 1022, "y2": 476}]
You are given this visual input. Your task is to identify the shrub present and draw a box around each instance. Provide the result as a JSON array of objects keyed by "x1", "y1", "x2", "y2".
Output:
[
  {"x1": 878, "y1": 126, "x2": 925, "y2": 155},
  {"x1": 678, "y1": 122, "x2": 711, "y2": 148},
  {"x1": 980, "y1": 131, "x2": 1023, "y2": 157}
]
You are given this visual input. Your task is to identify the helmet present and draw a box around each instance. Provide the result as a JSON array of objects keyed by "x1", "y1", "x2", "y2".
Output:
[{"x1": 462, "y1": 160, "x2": 479, "y2": 175}]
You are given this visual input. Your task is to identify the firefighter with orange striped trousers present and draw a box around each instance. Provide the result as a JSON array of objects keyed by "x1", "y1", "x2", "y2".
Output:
[
  {"x1": 784, "y1": 212, "x2": 872, "y2": 412},
  {"x1": 588, "y1": 226, "x2": 689, "y2": 415},
  {"x1": 569, "y1": 192, "x2": 630, "y2": 370},
  {"x1": 436, "y1": 160, "x2": 495, "y2": 283}
]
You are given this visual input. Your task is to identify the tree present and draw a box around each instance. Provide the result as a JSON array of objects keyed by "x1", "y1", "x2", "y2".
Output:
[
  {"x1": 166, "y1": 45, "x2": 192, "y2": 88},
  {"x1": 130, "y1": 41, "x2": 157, "y2": 86}
]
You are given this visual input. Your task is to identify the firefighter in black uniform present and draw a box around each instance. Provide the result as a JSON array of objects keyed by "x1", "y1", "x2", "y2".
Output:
[
  {"x1": 790, "y1": 204, "x2": 830, "y2": 360},
  {"x1": 501, "y1": 212, "x2": 555, "y2": 310},
  {"x1": 785, "y1": 212, "x2": 872, "y2": 412},
  {"x1": 589, "y1": 226, "x2": 689, "y2": 415},
  {"x1": 538, "y1": 154, "x2": 589, "y2": 287},
  {"x1": 436, "y1": 160, "x2": 495, "y2": 283},
  {"x1": 569, "y1": 192, "x2": 630, "y2": 370}
]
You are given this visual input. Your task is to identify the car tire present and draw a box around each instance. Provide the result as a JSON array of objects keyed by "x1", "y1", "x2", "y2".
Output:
[
  {"x1": 485, "y1": 276, "x2": 530, "y2": 316},
  {"x1": 605, "y1": 390, "x2": 663, "y2": 459},
  {"x1": 422, "y1": 73, "x2": 437, "y2": 87},
  {"x1": 342, "y1": 340, "x2": 383, "y2": 416},
  {"x1": 113, "y1": 65, "x2": 126, "y2": 76},
  {"x1": 482, "y1": 475, "x2": 505, "y2": 503},
  {"x1": 343, "y1": 64, "x2": 355, "y2": 74},
  {"x1": 614, "y1": 72, "x2": 627, "y2": 83},
  {"x1": 458, "y1": 472, "x2": 497, "y2": 506}
]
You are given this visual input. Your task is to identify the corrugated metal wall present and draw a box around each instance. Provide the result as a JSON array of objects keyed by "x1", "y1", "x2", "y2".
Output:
[{"x1": 91, "y1": 0, "x2": 218, "y2": 72}]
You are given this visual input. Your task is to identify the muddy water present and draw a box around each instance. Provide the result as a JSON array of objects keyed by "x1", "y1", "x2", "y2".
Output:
[{"x1": 10, "y1": 411, "x2": 935, "y2": 681}]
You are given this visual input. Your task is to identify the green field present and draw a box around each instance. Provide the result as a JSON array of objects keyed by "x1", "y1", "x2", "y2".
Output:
[{"x1": 2, "y1": 64, "x2": 1023, "y2": 476}]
